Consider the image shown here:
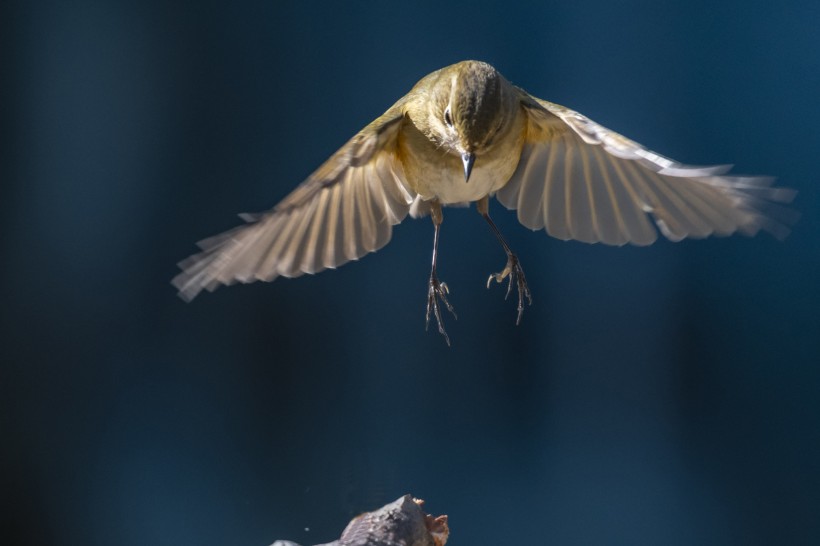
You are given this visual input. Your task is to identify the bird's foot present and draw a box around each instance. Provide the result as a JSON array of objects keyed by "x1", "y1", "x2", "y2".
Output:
[
  {"x1": 486, "y1": 254, "x2": 533, "y2": 325},
  {"x1": 426, "y1": 273, "x2": 457, "y2": 346}
]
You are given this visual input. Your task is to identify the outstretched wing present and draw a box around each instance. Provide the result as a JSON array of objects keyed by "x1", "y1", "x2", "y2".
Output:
[
  {"x1": 496, "y1": 93, "x2": 796, "y2": 246},
  {"x1": 173, "y1": 101, "x2": 416, "y2": 301}
]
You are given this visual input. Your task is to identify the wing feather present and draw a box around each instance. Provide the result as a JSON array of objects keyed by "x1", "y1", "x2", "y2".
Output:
[
  {"x1": 299, "y1": 188, "x2": 331, "y2": 274},
  {"x1": 575, "y1": 141, "x2": 599, "y2": 243},
  {"x1": 588, "y1": 145, "x2": 627, "y2": 245},
  {"x1": 546, "y1": 133, "x2": 572, "y2": 239},
  {"x1": 606, "y1": 156, "x2": 659, "y2": 245},
  {"x1": 516, "y1": 133, "x2": 549, "y2": 229}
]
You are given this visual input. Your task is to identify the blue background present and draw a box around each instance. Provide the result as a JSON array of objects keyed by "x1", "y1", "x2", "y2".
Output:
[{"x1": 3, "y1": 1, "x2": 819, "y2": 545}]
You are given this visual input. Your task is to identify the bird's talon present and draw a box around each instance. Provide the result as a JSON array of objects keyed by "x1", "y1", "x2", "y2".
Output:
[
  {"x1": 487, "y1": 254, "x2": 532, "y2": 324},
  {"x1": 426, "y1": 274, "x2": 456, "y2": 345}
]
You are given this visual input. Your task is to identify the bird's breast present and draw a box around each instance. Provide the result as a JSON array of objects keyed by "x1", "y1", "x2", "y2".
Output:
[{"x1": 397, "y1": 114, "x2": 526, "y2": 206}]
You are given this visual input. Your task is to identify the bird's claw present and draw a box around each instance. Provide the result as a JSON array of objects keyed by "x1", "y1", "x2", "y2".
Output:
[
  {"x1": 426, "y1": 274, "x2": 457, "y2": 346},
  {"x1": 486, "y1": 254, "x2": 532, "y2": 325}
]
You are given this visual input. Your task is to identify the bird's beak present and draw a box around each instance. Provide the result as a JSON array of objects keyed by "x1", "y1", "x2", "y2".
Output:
[{"x1": 462, "y1": 152, "x2": 475, "y2": 182}]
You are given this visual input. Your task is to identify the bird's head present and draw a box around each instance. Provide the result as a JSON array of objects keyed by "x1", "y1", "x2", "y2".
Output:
[{"x1": 419, "y1": 60, "x2": 519, "y2": 182}]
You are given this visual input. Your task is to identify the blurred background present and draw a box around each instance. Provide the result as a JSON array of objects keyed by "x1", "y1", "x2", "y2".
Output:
[{"x1": 2, "y1": 1, "x2": 819, "y2": 545}]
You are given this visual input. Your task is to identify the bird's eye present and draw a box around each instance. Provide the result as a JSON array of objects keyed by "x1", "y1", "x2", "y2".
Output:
[{"x1": 444, "y1": 107, "x2": 453, "y2": 128}]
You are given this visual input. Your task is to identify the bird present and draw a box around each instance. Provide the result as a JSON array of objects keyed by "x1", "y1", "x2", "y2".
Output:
[{"x1": 173, "y1": 60, "x2": 795, "y2": 345}]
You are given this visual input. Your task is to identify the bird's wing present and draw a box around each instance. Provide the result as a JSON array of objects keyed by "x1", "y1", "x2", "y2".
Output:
[
  {"x1": 173, "y1": 102, "x2": 416, "y2": 301},
  {"x1": 495, "y1": 92, "x2": 796, "y2": 246}
]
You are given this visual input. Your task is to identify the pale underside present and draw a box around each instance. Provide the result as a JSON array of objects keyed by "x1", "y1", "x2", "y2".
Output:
[{"x1": 172, "y1": 91, "x2": 794, "y2": 301}]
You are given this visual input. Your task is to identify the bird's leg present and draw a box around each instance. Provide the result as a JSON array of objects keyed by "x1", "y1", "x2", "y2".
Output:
[
  {"x1": 426, "y1": 201, "x2": 456, "y2": 345},
  {"x1": 477, "y1": 196, "x2": 532, "y2": 325}
]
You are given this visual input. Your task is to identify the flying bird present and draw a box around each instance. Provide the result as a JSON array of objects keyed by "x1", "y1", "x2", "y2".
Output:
[{"x1": 173, "y1": 60, "x2": 794, "y2": 345}]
